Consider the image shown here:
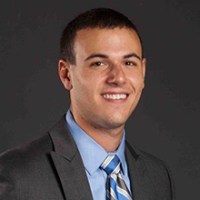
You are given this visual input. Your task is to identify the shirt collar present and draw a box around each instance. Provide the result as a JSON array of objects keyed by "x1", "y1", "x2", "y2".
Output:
[{"x1": 66, "y1": 110, "x2": 126, "y2": 175}]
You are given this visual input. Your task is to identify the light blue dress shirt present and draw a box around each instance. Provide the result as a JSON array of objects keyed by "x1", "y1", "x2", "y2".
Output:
[{"x1": 66, "y1": 110, "x2": 131, "y2": 200}]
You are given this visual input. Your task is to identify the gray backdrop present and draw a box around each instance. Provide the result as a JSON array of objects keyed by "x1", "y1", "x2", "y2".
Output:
[{"x1": 0, "y1": 0, "x2": 199, "y2": 199}]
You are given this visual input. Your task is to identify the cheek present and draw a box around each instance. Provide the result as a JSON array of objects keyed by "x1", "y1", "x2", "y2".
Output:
[
  {"x1": 71, "y1": 69, "x2": 106, "y2": 96},
  {"x1": 72, "y1": 75, "x2": 96, "y2": 98},
  {"x1": 70, "y1": 74, "x2": 86, "y2": 101},
  {"x1": 71, "y1": 70, "x2": 87, "y2": 90},
  {"x1": 129, "y1": 73, "x2": 145, "y2": 90}
]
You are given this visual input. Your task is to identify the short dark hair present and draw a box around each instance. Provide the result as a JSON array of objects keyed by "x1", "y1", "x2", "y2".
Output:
[{"x1": 60, "y1": 8, "x2": 143, "y2": 64}]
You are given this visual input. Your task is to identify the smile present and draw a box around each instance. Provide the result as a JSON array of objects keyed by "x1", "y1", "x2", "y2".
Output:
[{"x1": 102, "y1": 94, "x2": 128, "y2": 100}]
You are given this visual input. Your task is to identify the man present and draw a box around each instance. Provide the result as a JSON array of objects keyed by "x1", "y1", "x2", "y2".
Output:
[{"x1": 0, "y1": 8, "x2": 174, "y2": 200}]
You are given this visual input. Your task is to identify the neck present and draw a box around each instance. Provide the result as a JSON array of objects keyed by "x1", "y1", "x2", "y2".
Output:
[
  {"x1": 86, "y1": 128, "x2": 124, "y2": 152},
  {"x1": 71, "y1": 111, "x2": 124, "y2": 152}
]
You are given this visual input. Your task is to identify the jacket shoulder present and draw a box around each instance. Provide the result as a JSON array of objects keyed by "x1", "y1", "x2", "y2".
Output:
[
  {"x1": 126, "y1": 141, "x2": 170, "y2": 171},
  {"x1": 0, "y1": 133, "x2": 53, "y2": 199},
  {"x1": 126, "y1": 142, "x2": 175, "y2": 200},
  {"x1": 0, "y1": 133, "x2": 52, "y2": 167}
]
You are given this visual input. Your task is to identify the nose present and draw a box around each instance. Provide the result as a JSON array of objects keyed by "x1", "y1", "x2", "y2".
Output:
[{"x1": 106, "y1": 64, "x2": 126, "y2": 86}]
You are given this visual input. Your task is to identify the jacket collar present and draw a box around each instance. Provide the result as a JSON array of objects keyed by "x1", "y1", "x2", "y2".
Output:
[
  {"x1": 49, "y1": 116, "x2": 93, "y2": 200},
  {"x1": 125, "y1": 142, "x2": 155, "y2": 200}
]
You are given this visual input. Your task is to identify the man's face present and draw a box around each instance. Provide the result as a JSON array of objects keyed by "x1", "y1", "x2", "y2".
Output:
[{"x1": 63, "y1": 28, "x2": 145, "y2": 131}]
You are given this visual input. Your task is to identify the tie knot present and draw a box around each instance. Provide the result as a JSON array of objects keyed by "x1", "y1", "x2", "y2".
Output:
[{"x1": 101, "y1": 155, "x2": 121, "y2": 175}]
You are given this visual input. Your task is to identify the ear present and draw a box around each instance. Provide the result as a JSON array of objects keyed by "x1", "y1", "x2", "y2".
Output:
[
  {"x1": 58, "y1": 59, "x2": 73, "y2": 90},
  {"x1": 141, "y1": 58, "x2": 146, "y2": 88},
  {"x1": 142, "y1": 58, "x2": 146, "y2": 78}
]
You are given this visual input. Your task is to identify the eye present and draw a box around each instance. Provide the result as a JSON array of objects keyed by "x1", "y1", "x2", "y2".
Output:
[
  {"x1": 125, "y1": 61, "x2": 137, "y2": 66},
  {"x1": 91, "y1": 61, "x2": 105, "y2": 67}
]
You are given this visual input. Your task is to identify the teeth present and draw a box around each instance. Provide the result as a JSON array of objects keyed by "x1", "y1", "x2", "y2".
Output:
[{"x1": 103, "y1": 94, "x2": 127, "y2": 100}]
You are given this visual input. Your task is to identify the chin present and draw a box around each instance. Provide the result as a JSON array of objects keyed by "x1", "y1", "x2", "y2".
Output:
[{"x1": 103, "y1": 116, "x2": 127, "y2": 129}]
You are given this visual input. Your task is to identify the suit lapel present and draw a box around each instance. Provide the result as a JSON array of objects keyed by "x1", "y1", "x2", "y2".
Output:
[
  {"x1": 49, "y1": 117, "x2": 93, "y2": 200},
  {"x1": 48, "y1": 116, "x2": 157, "y2": 200},
  {"x1": 126, "y1": 142, "x2": 155, "y2": 200}
]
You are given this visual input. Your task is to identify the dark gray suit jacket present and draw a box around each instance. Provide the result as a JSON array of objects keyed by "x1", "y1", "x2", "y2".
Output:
[{"x1": 0, "y1": 117, "x2": 175, "y2": 200}]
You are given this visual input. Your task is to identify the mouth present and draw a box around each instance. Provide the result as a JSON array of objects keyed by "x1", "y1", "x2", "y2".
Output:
[{"x1": 102, "y1": 93, "x2": 129, "y2": 100}]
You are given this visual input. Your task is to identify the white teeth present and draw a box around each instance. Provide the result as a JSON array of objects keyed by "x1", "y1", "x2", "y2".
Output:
[{"x1": 103, "y1": 94, "x2": 127, "y2": 100}]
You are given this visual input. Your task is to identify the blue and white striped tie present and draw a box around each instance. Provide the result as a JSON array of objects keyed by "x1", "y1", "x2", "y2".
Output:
[{"x1": 101, "y1": 155, "x2": 132, "y2": 200}]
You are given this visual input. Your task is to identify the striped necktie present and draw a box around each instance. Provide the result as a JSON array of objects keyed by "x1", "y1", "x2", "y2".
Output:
[{"x1": 101, "y1": 155, "x2": 132, "y2": 200}]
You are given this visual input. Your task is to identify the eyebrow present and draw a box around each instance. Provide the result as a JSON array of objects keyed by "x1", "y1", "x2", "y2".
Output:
[
  {"x1": 123, "y1": 53, "x2": 141, "y2": 61},
  {"x1": 84, "y1": 52, "x2": 142, "y2": 61},
  {"x1": 84, "y1": 54, "x2": 108, "y2": 61}
]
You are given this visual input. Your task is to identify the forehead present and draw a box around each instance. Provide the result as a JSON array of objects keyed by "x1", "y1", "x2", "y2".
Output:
[{"x1": 74, "y1": 28, "x2": 142, "y2": 58}]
